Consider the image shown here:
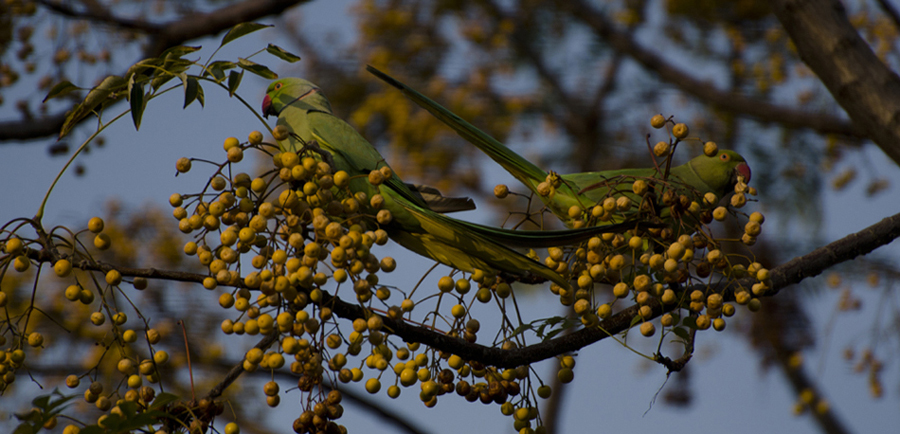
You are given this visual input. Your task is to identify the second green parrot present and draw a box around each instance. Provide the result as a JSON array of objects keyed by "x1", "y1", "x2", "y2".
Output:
[{"x1": 367, "y1": 66, "x2": 752, "y2": 229}]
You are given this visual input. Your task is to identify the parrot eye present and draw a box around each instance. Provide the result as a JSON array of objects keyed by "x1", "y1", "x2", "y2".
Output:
[
  {"x1": 719, "y1": 153, "x2": 730, "y2": 162},
  {"x1": 274, "y1": 82, "x2": 283, "y2": 90}
]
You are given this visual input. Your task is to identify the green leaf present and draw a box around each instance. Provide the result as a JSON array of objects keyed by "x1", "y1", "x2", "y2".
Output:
[
  {"x1": 148, "y1": 392, "x2": 180, "y2": 410},
  {"x1": 182, "y1": 75, "x2": 200, "y2": 108},
  {"x1": 150, "y1": 74, "x2": 174, "y2": 91},
  {"x1": 237, "y1": 57, "x2": 277, "y2": 79},
  {"x1": 151, "y1": 58, "x2": 192, "y2": 90},
  {"x1": 125, "y1": 58, "x2": 162, "y2": 79},
  {"x1": 221, "y1": 22, "x2": 272, "y2": 47},
  {"x1": 544, "y1": 328, "x2": 563, "y2": 340},
  {"x1": 32, "y1": 394, "x2": 51, "y2": 409},
  {"x1": 128, "y1": 76, "x2": 145, "y2": 130},
  {"x1": 629, "y1": 314, "x2": 642, "y2": 328},
  {"x1": 42, "y1": 81, "x2": 79, "y2": 103},
  {"x1": 59, "y1": 75, "x2": 127, "y2": 138},
  {"x1": 160, "y1": 45, "x2": 201, "y2": 59},
  {"x1": 266, "y1": 44, "x2": 301, "y2": 63},
  {"x1": 12, "y1": 423, "x2": 37, "y2": 434},
  {"x1": 206, "y1": 60, "x2": 236, "y2": 82},
  {"x1": 672, "y1": 326, "x2": 691, "y2": 341},
  {"x1": 227, "y1": 70, "x2": 243, "y2": 96},
  {"x1": 681, "y1": 316, "x2": 697, "y2": 329},
  {"x1": 196, "y1": 85, "x2": 205, "y2": 107}
]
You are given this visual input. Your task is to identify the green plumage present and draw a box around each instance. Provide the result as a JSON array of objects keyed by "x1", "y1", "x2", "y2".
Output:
[
  {"x1": 366, "y1": 66, "x2": 752, "y2": 228},
  {"x1": 263, "y1": 78, "x2": 643, "y2": 291}
]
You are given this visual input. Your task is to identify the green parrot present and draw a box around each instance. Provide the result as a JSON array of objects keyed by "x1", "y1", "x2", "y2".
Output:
[
  {"x1": 262, "y1": 78, "x2": 643, "y2": 290},
  {"x1": 366, "y1": 66, "x2": 752, "y2": 229}
]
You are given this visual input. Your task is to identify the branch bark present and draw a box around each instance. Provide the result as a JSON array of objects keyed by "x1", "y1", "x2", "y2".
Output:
[
  {"x1": 771, "y1": 0, "x2": 900, "y2": 165},
  {"x1": 0, "y1": 0, "x2": 310, "y2": 143},
  {"x1": 562, "y1": 0, "x2": 865, "y2": 139}
]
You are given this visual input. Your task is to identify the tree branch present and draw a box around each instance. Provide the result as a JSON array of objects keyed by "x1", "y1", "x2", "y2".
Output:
[
  {"x1": 0, "y1": 0, "x2": 310, "y2": 143},
  {"x1": 38, "y1": 0, "x2": 162, "y2": 33},
  {"x1": 771, "y1": 0, "x2": 900, "y2": 166},
  {"x1": 25, "y1": 211, "x2": 900, "y2": 369},
  {"x1": 562, "y1": 0, "x2": 865, "y2": 140}
]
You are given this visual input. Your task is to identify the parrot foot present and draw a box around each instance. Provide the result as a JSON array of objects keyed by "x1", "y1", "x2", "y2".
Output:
[
  {"x1": 297, "y1": 139, "x2": 336, "y2": 170},
  {"x1": 497, "y1": 271, "x2": 549, "y2": 286}
]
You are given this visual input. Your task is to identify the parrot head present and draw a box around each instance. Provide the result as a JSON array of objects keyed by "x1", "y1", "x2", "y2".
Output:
[
  {"x1": 688, "y1": 150, "x2": 751, "y2": 196},
  {"x1": 262, "y1": 78, "x2": 333, "y2": 118}
]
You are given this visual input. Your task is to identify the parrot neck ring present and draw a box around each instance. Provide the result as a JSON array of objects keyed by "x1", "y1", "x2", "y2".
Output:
[
  {"x1": 285, "y1": 87, "x2": 320, "y2": 109},
  {"x1": 264, "y1": 87, "x2": 321, "y2": 118}
]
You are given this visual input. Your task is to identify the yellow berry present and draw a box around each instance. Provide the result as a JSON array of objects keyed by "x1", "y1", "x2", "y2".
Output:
[
  {"x1": 672, "y1": 123, "x2": 689, "y2": 139},
  {"x1": 66, "y1": 375, "x2": 80, "y2": 388},
  {"x1": 437, "y1": 276, "x2": 454, "y2": 293},
  {"x1": 745, "y1": 221, "x2": 762, "y2": 237},
  {"x1": 628, "y1": 236, "x2": 643, "y2": 250},
  {"x1": 250, "y1": 177, "x2": 267, "y2": 193},
  {"x1": 365, "y1": 378, "x2": 381, "y2": 393},
  {"x1": 105, "y1": 269, "x2": 122, "y2": 285},
  {"x1": 494, "y1": 184, "x2": 509, "y2": 198},
  {"x1": 224, "y1": 422, "x2": 240, "y2": 434},
  {"x1": 90, "y1": 312, "x2": 105, "y2": 326},
  {"x1": 749, "y1": 211, "x2": 765, "y2": 224},
  {"x1": 246, "y1": 130, "x2": 263, "y2": 144},
  {"x1": 703, "y1": 141, "x2": 718, "y2": 156},
  {"x1": 368, "y1": 170, "x2": 385, "y2": 186},
  {"x1": 146, "y1": 329, "x2": 161, "y2": 344},
  {"x1": 88, "y1": 217, "x2": 104, "y2": 233},
  {"x1": 712, "y1": 206, "x2": 728, "y2": 221},
  {"x1": 455, "y1": 279, "x2": 471, "y2": 294},
  {"x1": 53, "y1": 259, "x2": 72, "y2": 277},
  {"x1": 660, "y1": 313, "x2": 674, "y2": 327},
  {"x1": 650, "y1": 114, "x2": 666, "y2": 129},
  {"x1": 272, "y1": 125, "x2": 290, "y2": 140},
  {"x1": 203, "y1": 277, "x2": 217, "y2": 290},
  {"x1": 537, "y1": 385, "x2": 552, "y2": 399},
  {"x1": 175, "y1": 157, "x2": 192, "y2": 173},
  {"x1": 4, "y1": 237, "x2": 23, "y2": 254},
  {"x1": 632, "y1": 179, "x2": 648, "y2": 195},
  {"x1": 227, "y1": 146, "x2": 244, "y2": 162},
  {"x1": 94, "y1": 233, "x2": 111, "y2": 250},
  {"x1": 27, "y1": 332, "x2": 43, "y2": 347},
  {"x1": 376, "y1": 209, "x2": 392, "y2": 224},
  {"x1": 223, "y1": 137, "x2": 240, "y2": 150},
  {"x1": 557, "y1": 367, "x2": 574, "y2": 383},
  {"x1": 596, "y1": 303, "x2": 611, "y2": 319},
  {"x1": 653, "y1": 141, "x2": 670, "y2": 157},
  {"x1": 640, "y1": 322, "x2": 655, "y2": 337}
]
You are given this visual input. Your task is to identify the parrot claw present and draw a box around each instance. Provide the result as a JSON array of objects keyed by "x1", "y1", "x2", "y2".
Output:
[{"x1": 297, "y1": 139, "x2": 336, "y2": 170}]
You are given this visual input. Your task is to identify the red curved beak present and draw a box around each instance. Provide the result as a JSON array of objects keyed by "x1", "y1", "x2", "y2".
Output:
[
  {"x1": 736, "y1": 162, "x2": 751, "y2": 183},
  {"x1": 262, "y1": 94, "x2": 274, "y2": 118}
]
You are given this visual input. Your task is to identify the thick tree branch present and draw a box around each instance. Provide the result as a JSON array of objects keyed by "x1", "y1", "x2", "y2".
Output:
[
  {"x1": 562, "y1": 0, "x2": 865, "y2": 139},
  {"x1": 38, "y1": 0, "x2": 162, "y2": 33},
  {"x1": 771, "y1": 0, "x2": 900, "y2": 166},
  {"x1": 25, "y1": 211, "x2": 900, "y2": 369},
  {"x1": 0, "y1": 0, "x2": 310, "y2": 143}
]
